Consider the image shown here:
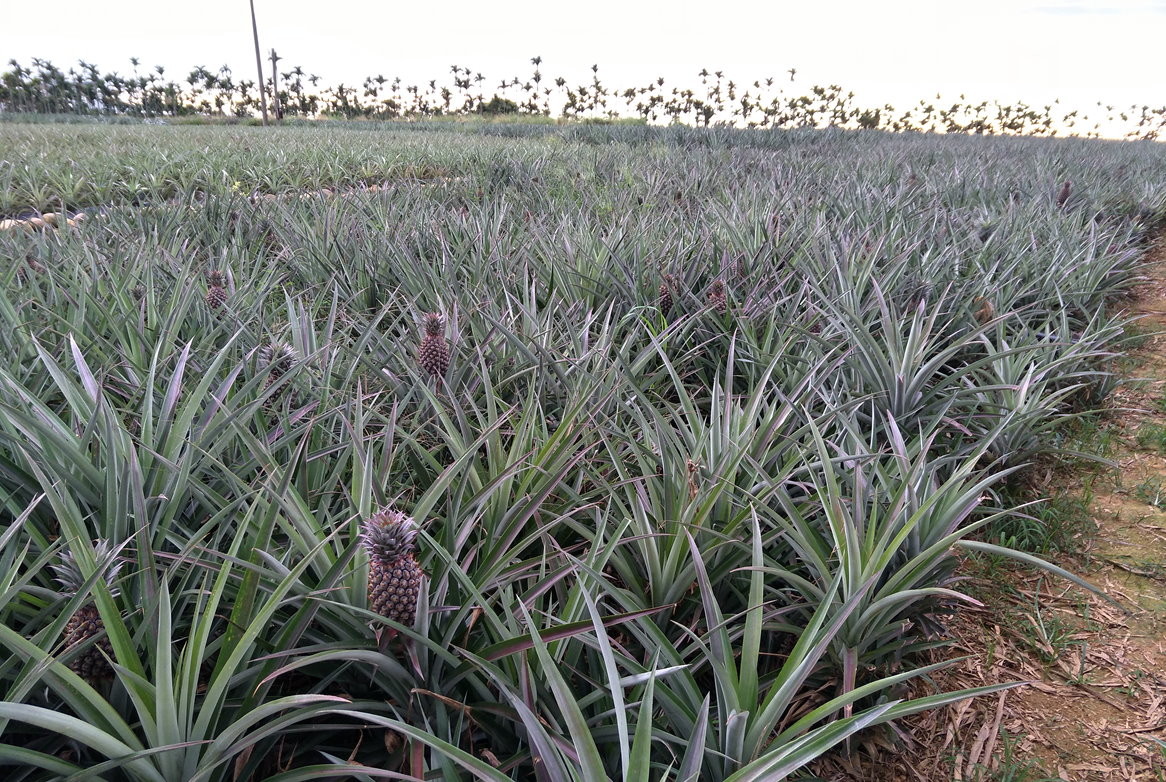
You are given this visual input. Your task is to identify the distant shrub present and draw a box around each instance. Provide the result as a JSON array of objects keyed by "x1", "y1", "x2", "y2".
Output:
[{"x1": 479, "y1": 95, "x2": 520, "y2": 115}]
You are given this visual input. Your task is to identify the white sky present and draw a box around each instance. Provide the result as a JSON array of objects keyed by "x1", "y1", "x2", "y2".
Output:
[{"x1": 4, "y1": 0, "x2": 1163, "y2": 119}]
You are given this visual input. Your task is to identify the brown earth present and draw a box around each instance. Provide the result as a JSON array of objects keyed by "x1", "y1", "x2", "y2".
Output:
[{"x1": 815, "y1": 238, "x2": 1166, "y2": 782}]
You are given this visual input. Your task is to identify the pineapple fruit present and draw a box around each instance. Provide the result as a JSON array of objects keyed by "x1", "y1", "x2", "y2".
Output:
[
  {"x1": 707, "y1": 279, "x2": 727, "y2": 315},
  {"x1": 418, "y1": 312, "x2": 449, "y2": 378},
  {"x1": 16, "y1": 253, "x2": 43, "y2": 283},
  {"x1": 206, "y1": 270, "x2": 227, "y2": 310},
  {"x1": 258, "y1": 341, "x2": 296, "y2": 391},
  {"x1": 765, "y1": 211, "x2": 782, "y2": 243},
  {"x1": 361, "y1": 509, "x2": 423, "y2": 629},
  {"x1": 658, "y1": 274, "x2": 676, "y2": 316},
  {"x1": 50, "y1": 540, "x2": 122, "y2": 684}
]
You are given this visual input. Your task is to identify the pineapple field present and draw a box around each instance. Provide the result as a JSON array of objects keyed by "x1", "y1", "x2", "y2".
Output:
[{"x1": 0, "y1": 120, "x2": 1165, "y2": 781}]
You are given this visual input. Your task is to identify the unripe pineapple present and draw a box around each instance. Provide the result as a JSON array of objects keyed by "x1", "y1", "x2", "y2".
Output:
[
  {"x1": 50, "y1": 541, "x2": 122, "y2": 684},
  {"x1": 16, "y1": 253, "x2": 43, "y2": 283},
  {"x1": 765, "y1": 211, "x2": 781, "y2": 243},
  {"x1": 260, "y1": 223, "x2": 284, "y2": 257},
  {"x1": 418, "y1": 312, "x2": 449, "y2": 378},
  {"x1": 206, "y1": 270, "x2": 227, "y2": 310},
  {"x1": 658, "y1": 274, "x2": 676, "y2": 315},
  {"x1": 707, "y1": 280, "x2": 727, "y2": 315},
  {"x1": 258, "y1": 341, "x2": 296, "y2": 391},
  {"x1": 361, "y1": 509, "x2": 423, "y2": 629},
  {"x1": 1055, "y1": 180, "x2": 1072, "y2": 208},
  {"x1": 730, "y1": 255, "x2": 745, "y2": 280}
]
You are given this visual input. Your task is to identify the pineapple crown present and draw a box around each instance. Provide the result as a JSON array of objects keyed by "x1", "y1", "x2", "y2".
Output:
[
  {"x1": 360, "y1": 508, "x2": 420, "y2": 561},
  {"x1": 661, "y1": 273, "x2": 677, "y2": 289},
  {"x1": 421, "y1": 312, "x2": 445, "y2": 338},
  {"x1": 709, "y1": 279, "x2": 725, "y2": 294},
  {"x1": 207, "y1": 270, "x2": 225, "y2": 287},
  {"x1": 258, "y1": 342, "x2": 296, "y2": 376},
  {"x1": 50, "y1": 539, "x2": 123, "y2": 598}
]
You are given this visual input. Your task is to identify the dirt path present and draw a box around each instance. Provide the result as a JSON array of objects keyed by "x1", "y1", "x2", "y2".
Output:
[{"x1": 817, "y1": 239, "x2": 1166, "y2": 781}]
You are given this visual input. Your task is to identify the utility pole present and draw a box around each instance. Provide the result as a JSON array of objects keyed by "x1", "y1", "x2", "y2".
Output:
[
  {"x1": 268, "y1": 49, "x2": 282, "y2": 121},
  {"x1": 249, "y1": 0, "x2": 268, "y2": 125}
]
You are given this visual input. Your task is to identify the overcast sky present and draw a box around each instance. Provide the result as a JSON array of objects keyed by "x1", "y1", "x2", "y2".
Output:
[{"x1": 4, "y1": 0, "x2": 1163, "y2": 118}]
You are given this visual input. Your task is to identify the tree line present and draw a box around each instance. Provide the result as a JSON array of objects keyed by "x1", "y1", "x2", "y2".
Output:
[{"x1": 3, "y1": 56, "x2": 1164, "y2": 139}]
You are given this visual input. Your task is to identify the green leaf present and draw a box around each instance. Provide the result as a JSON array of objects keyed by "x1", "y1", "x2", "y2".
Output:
[{"x1": 0, "y1": 703, "x2": 167, "y2": 782}]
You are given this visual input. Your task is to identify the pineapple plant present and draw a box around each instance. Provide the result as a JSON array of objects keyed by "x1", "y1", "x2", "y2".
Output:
[
  {"x1": 418, "y1": 312, "x2": 449, "y2": 378},
  {"x1": 361, "y1": 508, "x2": 423, "y2": 629},
  {"x1": 707, "y1": 279, "x2": 727, "y2": 315},
  {"x1": 658, "y1": 274, "x2": 676, "y2": 316},
  {"x1": 50, "y1": 540, "x2": 122, "y2": 684},
  {"x1": 206, "y1": 270, "x2": 227, "y2": 310}
]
